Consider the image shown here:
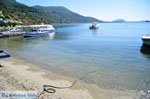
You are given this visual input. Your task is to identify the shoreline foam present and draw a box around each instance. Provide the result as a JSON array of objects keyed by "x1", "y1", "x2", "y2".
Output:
[{"x1": 0, "y1": 57, "x2": 140, "y2": 99}]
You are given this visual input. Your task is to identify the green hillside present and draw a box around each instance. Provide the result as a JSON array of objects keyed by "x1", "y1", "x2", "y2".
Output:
[
  {"x1": 0, "y1": 0, "x2": 103, "y2": 25},
  {"x1": 0, "y1": 0, "x2": 56, "y2": 24},
  {"x1": 33, "y1": 5, "x2": 103, "y2": 23}
]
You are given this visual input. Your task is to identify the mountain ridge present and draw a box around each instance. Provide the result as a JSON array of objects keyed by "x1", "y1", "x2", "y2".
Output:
[
  {"x1": 33, "y1": 5, "x2": 103, "y2": 23},
  {"x1": 0, "y1": 0, "x2": 103, "y2": 25}
]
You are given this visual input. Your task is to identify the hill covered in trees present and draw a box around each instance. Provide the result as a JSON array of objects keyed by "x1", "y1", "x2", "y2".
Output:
[
  {"x1": 33, "y1": 5, "x2": 103, "y2": 23},
  {"x1": 0, "y1": 0, "x2": 103, "y2": 25}
]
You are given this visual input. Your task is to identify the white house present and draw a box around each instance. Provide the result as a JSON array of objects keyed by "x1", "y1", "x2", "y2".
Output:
[{"x1": 0, "y1": 18, "x2": 3, "y2": 21}]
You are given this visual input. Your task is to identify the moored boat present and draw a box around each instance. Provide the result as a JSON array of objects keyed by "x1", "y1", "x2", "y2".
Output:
[
  {"x1": 0, "y1": 50, "x2": 11, "y2": 59},
  {"x1": 1, "y1": 27, "x2": 21, "y2": 33},
  {"x1": 142, "y1": 35, "x2": 150, "y2": 46},
  {"x1": 8, "y1": 28, "x2": 21, "y2": 32},
  {"x1": 89, "y1": 22, "x2": 99, "y2": 29},
  {"x1": 23, "y1": 25, "x2": 55, "y2": 37},
  {"x1": 0, "y1": 27, "x2": 24, "y2": 37}
]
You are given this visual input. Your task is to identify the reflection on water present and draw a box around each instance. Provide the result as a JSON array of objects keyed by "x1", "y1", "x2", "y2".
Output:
[
  {"x1": 48, "y1": 33, "x2": 55, "y2": 40},
  {"x1": 92, "y1": 29, "x2": 98, "y2": 36},
  {"x1": 92, "y1": 29, "x2": 102, "y2": 36},
  {"x1": 54, "y1": 24, "x2": 78, "y2": 29},
  {"x1": 0, "y1": 33, "x2": 56, "y2": 50},
  {"x1": 140, "y1": 44, "x2": 150, "y2": 59}
]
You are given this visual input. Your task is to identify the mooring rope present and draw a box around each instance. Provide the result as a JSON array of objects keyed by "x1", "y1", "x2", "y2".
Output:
[{"x1": 38, "y1": 69, "x2": 101, "y2": 98}]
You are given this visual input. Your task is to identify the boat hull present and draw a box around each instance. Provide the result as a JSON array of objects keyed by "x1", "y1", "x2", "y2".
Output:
[
  {"x1": 23, "y1": 31, "x2": 55, "y2": 38},
  {"x1": 89, "y1": 27, "x2": 98, "y2": 29},
  {"x1": 142, "y1": 38, "x2": 150, "y2": 46},
  {"x1": 0, "y1": 50, "x2": 11, "y2": 59}
]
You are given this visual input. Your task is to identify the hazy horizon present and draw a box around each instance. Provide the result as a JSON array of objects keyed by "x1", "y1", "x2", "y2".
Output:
[{"x1": 16, "y1": 0, "x2": 150, "y2": 21}]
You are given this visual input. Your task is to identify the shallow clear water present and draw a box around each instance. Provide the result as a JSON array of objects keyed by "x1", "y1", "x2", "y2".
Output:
[{"x1": 0, "y1": 23, "x2": 150, "y2": 91}]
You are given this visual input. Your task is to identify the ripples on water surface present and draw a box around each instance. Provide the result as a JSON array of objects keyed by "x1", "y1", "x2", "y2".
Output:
[{"x1": 0, "y1": 23, "x2": 150, "y2": 91}]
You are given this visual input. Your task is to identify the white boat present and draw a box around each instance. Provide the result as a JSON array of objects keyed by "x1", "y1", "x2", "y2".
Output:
[
  {"x1": 23, "y1": 25, "x2": 55, "y2": 37},
  {"x1": 8, "y1": 28, "x2": 21, "y2": 32},
  {"x1": 89, "y1": 22, "x2": 99, "y2": 29},
  {"x1": 1, "y1": 27, "x2": 21, "y2": 33},
  {"x1": 0, "y1": 27, "x2": 24, "y2": 37},
  {"x1": 142, "y1": 35, "x2": 150, "y2": 46}
]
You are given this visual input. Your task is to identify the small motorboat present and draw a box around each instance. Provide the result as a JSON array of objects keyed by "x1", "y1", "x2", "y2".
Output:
[
  {"x1": 23, "y1": 25, "x2": 55, "y2": 38},
  {"x1": 0, "y1": 50, "x2": 11, "y2": 59},
  {"x1": 1, "y1": 27, "x2": 21, "y2": 33},
  {"x1": 142, "y1": 35, "x2": 150, "y2": 46},
  {"x1": 89, "y1": 22, "x2": 99, "y2": 29},
  {"x1": 8, "y1": 28, "x2": 21, "y2": 32}
]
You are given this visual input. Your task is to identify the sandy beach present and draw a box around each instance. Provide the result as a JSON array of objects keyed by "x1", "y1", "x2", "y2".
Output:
[
  {"x1": 0, "y1": 57, "x2": 142, "y2": 99},
  {"x1": 0, "y1": 0, "x2": 150, "y2": 98}
]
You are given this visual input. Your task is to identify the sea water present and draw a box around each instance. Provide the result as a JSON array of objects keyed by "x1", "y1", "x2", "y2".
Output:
[{"x1": 0, "y1": 23, "x2": 150, "y2": 91}]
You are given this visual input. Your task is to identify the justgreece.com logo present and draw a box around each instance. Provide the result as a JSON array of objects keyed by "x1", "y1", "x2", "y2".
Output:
[{"x1": 0, "y1": 91, "x2": 37, "y2": 98}]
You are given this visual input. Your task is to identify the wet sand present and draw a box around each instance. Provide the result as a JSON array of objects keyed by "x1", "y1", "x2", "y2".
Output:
[{"x1": 0, "y1": 57, "x2": 141, "y2": 99}]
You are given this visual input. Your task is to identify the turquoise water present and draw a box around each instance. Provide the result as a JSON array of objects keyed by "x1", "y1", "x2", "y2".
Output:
[{"x1": 0, "y1": 23, "x2": 150, "y2": 91}]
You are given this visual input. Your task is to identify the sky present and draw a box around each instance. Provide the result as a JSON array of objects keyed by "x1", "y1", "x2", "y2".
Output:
[{"x1": 16, "y1": 0, "x2": 150, "y2": 21}]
